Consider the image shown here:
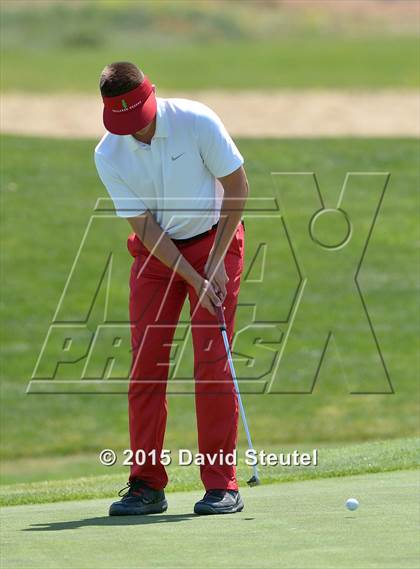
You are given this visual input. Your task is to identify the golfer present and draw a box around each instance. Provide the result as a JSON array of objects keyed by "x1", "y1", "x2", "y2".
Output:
[{"x1": 94, "y1": 62, "x2": 248, "y2": 516}]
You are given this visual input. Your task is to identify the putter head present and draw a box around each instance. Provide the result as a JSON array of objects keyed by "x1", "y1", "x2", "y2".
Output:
[{"x1": 247, "y1": 475, "x2": 261, "y2": 487}]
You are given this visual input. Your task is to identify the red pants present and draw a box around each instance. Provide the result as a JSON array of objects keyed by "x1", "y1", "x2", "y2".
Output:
[{"x1": 127, "y1": 223, "x2": 245, "y2": 491}]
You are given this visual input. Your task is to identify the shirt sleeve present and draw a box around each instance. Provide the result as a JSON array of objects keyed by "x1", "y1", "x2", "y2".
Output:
[
  {"x1": 94, "y1": 152, "x2": 147, "y2": 218},
  {"x1": 195, "y1": 104, "x2": 244, "y2": 178}
]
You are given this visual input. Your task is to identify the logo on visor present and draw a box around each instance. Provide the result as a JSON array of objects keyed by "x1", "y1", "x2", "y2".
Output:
[{"x1": 112, "y1": 99, "x2": 143, "y2": 113}]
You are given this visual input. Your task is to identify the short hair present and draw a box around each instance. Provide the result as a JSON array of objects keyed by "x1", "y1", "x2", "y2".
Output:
[{"x1": 99, "y1": 62, "x2": 144, "y2": 97}]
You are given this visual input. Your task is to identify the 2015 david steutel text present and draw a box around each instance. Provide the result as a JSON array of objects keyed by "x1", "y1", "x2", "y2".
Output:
[{"x1": 99, "y1": 448, "x2": 319, "y2": 467}]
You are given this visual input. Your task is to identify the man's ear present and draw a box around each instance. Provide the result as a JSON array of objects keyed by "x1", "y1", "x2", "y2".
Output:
[{"x1": 152, "y1": 84, "x2": 156, "y2": 93}]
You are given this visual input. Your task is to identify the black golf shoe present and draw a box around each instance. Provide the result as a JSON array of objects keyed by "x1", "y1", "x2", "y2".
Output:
[
  {"x1": 109, "y1": 479, "x2": 168, "y2": 516},
  {"x1": 194, "y1": 489, "x2": 244, "y2": 515}
]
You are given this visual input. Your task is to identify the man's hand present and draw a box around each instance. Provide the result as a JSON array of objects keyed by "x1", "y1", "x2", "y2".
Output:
[
  {"x1": 204, "y1": 257, "x2": 229, "y2": 303},
  {"x1": 193, "y1": 277, "x2": 222, "y2": 316}
]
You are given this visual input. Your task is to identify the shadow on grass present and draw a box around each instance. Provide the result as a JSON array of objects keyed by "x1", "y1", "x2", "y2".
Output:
[
  {"x1": 24, "y1": 514, "x2": 256, "y2": 531},
  {"x1": 23, "y1": 513, "x2": 197, "y2": 531}
]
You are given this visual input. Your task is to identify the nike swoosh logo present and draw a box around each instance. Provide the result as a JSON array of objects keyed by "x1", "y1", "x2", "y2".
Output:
[{"x1": 171, "y1": 152, "x2": 185, "y2": 161}]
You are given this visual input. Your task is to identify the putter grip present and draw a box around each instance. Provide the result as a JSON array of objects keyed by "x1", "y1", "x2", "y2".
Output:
[{"x1": 215, "y1": 305, "x2": 227, "y2": 330}]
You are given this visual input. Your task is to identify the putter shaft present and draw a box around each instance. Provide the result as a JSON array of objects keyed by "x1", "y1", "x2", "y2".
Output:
[{"x1": 216, "y1": 306, "x2": 260, "y2": 486}]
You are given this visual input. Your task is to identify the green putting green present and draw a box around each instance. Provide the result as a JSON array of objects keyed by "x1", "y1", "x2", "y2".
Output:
[{"x1": 1, "y1": 470, "x2": 418, "y2": 569}]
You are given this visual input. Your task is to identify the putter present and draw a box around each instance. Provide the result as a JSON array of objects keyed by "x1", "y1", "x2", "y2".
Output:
[{"x1": 215, "y1": 305, "x2": 260, "y2": 487}]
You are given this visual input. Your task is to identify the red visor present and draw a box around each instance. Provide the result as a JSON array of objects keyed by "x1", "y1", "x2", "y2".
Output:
[{"x1": 102, "y1": 77, "x2": 157, "y2": 135}]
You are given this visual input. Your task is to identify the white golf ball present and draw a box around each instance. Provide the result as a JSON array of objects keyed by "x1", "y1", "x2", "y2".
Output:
[{"x1": 346, "y1": 498, "x2": 359, "y2": 511}]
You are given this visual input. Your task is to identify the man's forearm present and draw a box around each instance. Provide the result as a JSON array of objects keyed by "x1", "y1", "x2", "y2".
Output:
[
  {"x1": 207, "y1": 166, "x2": 249, "y2": 268},
  {"x1": 128, "y1": 212, "x2": 202, "y2": 291}
]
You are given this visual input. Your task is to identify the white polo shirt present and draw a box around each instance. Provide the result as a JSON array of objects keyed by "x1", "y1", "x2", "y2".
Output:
[{"x1": 94, "y1": 97, "x2": 244, "y2": 239}]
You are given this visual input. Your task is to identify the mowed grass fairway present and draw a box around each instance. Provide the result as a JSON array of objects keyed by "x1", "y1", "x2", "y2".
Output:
[
  {"x1": 1, "y1": 135, "x2": 418, "y2": 466},
  {"x1": 4, "y1": 37, "x2": 417, "y2": 92},
  {"x1": 1, "y1": 2, "x2": 418, "y2": 91},
  {"x1": 1, "y1": 470, "x2": 419, "y2": 569}
]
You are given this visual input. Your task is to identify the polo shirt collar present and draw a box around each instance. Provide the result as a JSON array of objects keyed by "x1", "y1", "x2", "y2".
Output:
[
  {"x1": 125, "y1": 98, "x2": 168, "y2": 151},
  {"x1": 154, "y1": 98, "x2": 168, "y2": 138}
]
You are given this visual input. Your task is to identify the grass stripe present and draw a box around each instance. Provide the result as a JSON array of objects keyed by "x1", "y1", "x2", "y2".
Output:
[{"x1": 1, "y1": 438, "x2": 418, "y2": 507}]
